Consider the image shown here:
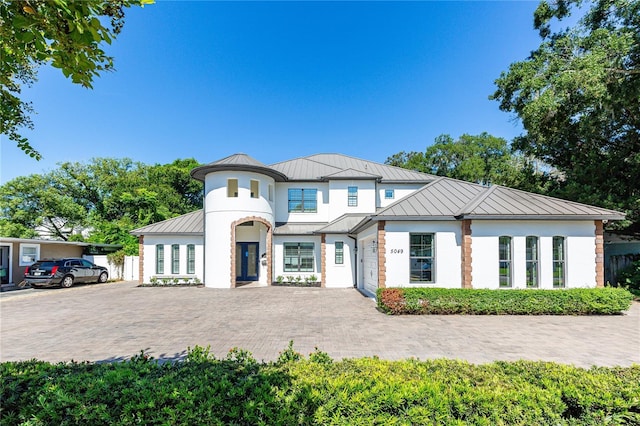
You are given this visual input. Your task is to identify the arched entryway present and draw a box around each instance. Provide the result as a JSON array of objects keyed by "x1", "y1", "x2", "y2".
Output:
[{"x1": 230, "y1": 216, "x2": 273, "y2": 288}]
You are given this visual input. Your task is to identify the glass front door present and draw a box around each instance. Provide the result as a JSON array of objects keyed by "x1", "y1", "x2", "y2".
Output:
[{"x1": 236, "y1": 242, "x2": 259, "y2": 281}]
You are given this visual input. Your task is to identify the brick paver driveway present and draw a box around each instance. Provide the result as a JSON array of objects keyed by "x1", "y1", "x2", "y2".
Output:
[{"x1": 1, "y1": 281, "x2": 638, "y2": 367}]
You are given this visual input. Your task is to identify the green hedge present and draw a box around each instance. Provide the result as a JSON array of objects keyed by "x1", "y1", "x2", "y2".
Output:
[
  {"x1": 2, "y1": 346, "x2": 639, "y2": 425},
  {"x1": 377, "y1": 287, "x2": 634, "y2": 315}
]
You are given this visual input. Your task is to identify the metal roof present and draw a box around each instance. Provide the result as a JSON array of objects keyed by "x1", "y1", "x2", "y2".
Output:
[
  {"x1": 315, "y1": 214, "x2": 370, "y2": 234},
  {"x1": 457, "y1": 185, "x2": 626, "y2": 220},
  {"x1": 320, "y1": 168, "x2": 383, "y2": 181},
  {"x1": 274, "y1": 223, "x2": 325, "y2": 235},
  {"x1": 0, "y1": 237, "x2": 121, "y2": 249},
  {"x1": 270, "y1": 153, "x2": 436, "y2": 182},
  {"x1": 373, "y1": 177, "x2": 485, "y2": 219},
  {"x1": 191, "y1": 153, "x2": 287, "y2": 182},
  {"x1": 130, "y1": 210, "x2": 204, "y2": 235}
]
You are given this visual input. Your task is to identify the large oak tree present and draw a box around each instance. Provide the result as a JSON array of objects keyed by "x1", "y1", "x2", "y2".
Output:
[
  {"x1": 491, "y1": 0, "x2": 640, "y2": 230},
  {"x1": 0, "y1": 0, "x2": 151, "y2": 159}
]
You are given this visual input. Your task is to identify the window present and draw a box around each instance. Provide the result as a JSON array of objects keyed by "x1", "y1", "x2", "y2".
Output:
[
  {"x1": 156, "y1": 245, "x2": 164, "y2": 274},
  {"x1": 187, "y1": 244, "x2": 196, "y2": 274},
  {"x1": 409, "y1": 234, "x2": 434, "y2": 283},
  {"x1": 171, "y1": 244, "x2": 180, "y2": 274},
  {"x1": 347, "y1": 186, "x2": 358, "y2": 207},
  {"x1": 385, "y1": 189, "x2": 394, "y2": 199},
  {"x1": 553, "y1": 236, "x2": 565, "y2": 288},
  {"x1": 288, "y1": 188, "x2": 317, "y2": 213},
  {"x1": 268, "y1": 184, "x2": 273, "y2": 201},
  {"x1": 525, "y1": 236, "x2": 539, "y2": 288},
  {"x1": 335, "y1": 241, "x2": 344, "y2": 265},
  {"x1": 227, "y1": 179, "x2": 238, "y2": 198},
  {"x1": 19, "y1": 244, "x2": 39, "y2": 266},
  {"x1": 284, "y1": 243, "x2": 314, "y2": 272},
  {"x1": 498, "y1": 236, "x2": 512, "y2": 288},
  {"x1": 250, "y1": 180, "x2": 259, "y2": 199}
]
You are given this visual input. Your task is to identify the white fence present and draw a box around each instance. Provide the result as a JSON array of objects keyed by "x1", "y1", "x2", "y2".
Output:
[{"x1": 83, "y1": 255, "x2": 139, "y2": 282}]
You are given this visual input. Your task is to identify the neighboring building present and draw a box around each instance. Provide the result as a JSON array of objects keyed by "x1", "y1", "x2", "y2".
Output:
[
  {"x1": 131, "y1": 153, "x2": 624, "y2": 293},
  {"x1": 604, "y1": 232, "x2": 640, "y2": 285},
  {"x1": 0, "y1": 238, "x2": 121, "y2": 286}
]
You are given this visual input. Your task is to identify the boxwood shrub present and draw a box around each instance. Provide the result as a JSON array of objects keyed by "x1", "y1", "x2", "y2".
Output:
[
  {"x1": 377, "y1": 287, "x2": 634, "y2": 315},
  {"x1": 1, "y1": 346, "x2": 639, "y2": 425}
]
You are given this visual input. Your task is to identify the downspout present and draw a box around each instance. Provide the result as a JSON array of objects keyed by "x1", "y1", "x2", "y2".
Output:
[{"x1": 348, "y1": 235, "x2": 357, "y2": 288}]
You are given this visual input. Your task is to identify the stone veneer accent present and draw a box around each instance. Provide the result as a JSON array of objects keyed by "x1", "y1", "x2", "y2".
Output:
[
  {"x1": 377, "y1": 221, "x2": 386, "y2": 288},
  {"x1": 138, "y1": 236, "x2": 144, "y2": 284},
  {"x1": 461, "y1": 220, "x2": 473, "y2": 288},
  {"x1": 320, "y1": 234, "x2": 326, "y2": 288},
  {"x1": 595, "y1": 220, "x2": 604, "y2": 288},
  {"x1": 229, "y1": 216, "x2": 273, "y2": 288}
]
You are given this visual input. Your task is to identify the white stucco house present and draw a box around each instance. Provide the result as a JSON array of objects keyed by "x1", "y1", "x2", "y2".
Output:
[{"x1": 131, "y1": 153, "x2": 624, "y2": 293}]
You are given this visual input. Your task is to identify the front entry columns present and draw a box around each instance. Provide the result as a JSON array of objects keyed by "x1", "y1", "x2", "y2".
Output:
[
  {"x1": 229, "y1": 216, "x2": 273, "y2": 288},
  {"x1": 461, "y1": 220, "x2": 473, "y2": 288}
]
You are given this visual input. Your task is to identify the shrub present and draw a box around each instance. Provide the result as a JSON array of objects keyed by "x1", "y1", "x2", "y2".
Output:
[
  {"x1": 275, "y1": 275, "x2": 284, "y2": 284},
  {"x1": 1, "y1": 347, "x2": 639, "y2": 425},
  {"x1": 377, "y1": 287, "x2": 633, "y2": 315},
  {"x1": 617, "y1": 259, "x2": 640, "y2": 290}
]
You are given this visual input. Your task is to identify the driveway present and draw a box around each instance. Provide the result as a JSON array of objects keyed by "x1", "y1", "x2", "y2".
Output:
[{"x1": 1, "y1": 281, "x2": 638, "y2": 367}]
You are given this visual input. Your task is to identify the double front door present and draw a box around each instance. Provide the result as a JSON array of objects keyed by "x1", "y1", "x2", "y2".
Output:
[{"x1": 236, "y1": 242, "x2": 259, "y2": 281}]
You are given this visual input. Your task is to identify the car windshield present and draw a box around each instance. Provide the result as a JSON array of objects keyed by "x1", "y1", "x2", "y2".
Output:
[{"x1": 34, "y1": 262, "x2": 58, "y2": 268}]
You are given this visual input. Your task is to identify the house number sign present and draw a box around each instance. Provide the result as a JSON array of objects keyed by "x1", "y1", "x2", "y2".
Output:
[{"x1": 389, "y1": 249, "x2": 404, "y2": 254}]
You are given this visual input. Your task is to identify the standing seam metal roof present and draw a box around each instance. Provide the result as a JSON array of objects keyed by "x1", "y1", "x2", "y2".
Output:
[{"x1": 131, "y1": 210, "x2": 204, "y2": 235}]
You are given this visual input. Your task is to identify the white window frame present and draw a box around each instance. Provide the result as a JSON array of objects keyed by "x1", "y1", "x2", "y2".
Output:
[
  {"x1": 552, "y1": 236, "x2": 566, "y2": 288},
  {"x1": 156, "y1": 244, "x2": 164, "y2": 274},
  {"x1": 187, "y1": 244, "x2": 196, "y2": 274},
  {"x1": 19, "y1": 243, "x2": 40, "y2": 266},
  {"x1": 171, "y1": 244, "x2": 180, "y2": 274},
  {"x1": 347, "y1": 186, "x2": 358, "y2": 207},
  {"x1": 498, "y1": 236, "x2": 512, "y2": 288},
  {"x1": 525, "y1": 236, "x2": 539, "y2": 288},
  {"x1": 227, "y1": 179, "x2": 238, "y2": 198}
]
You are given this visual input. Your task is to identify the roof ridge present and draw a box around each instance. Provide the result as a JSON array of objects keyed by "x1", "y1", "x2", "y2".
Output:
[
  {"x1": 492, "y1": 185, "x2": 623, "y2": 213},
  {"x1": 455, "y1": 184, "x2": 498, "y2": 217}
]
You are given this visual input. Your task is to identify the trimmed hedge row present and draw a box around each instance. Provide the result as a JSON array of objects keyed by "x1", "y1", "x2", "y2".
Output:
[
  {"x1": 377, "y1": 287, "x2": 634, "y2": 315},
  {"x1": 2, "y1": 346, "x2": 639, "y2": 425}
]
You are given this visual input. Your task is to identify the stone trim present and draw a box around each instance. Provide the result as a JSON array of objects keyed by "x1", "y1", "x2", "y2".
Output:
[
  {"x1": 138, "y1": 236, "x2": 144, "y2": 284},
  {"x1": 595, "y1": 220, "x2": 604, "y2": 288},
  {"x1": 461, "y1": 220, "x2": 472, "y2": 288},
  {"x1": 377, "y1": 221, "x2": 386, "y2": 288},
  {"x1": 230, "y1": 216, "x2": 273, "y2": 289},
  {"x1": 320, "y1": 234, "x2": 326, "y2": 288}
]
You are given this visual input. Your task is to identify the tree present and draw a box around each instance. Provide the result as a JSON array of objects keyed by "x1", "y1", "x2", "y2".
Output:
[
  {"x1": 0, "y1": 157, "x2": 202, "y2": 254},
  {"x1": 0, "y1": 0, "x2": 152, "y2": 159},
  {"x1": 386, "y1": 133, "x2": 547, "y2": 190},
  {"x1": 491, "y1": 0, "x2": 640, "y2": 230}
]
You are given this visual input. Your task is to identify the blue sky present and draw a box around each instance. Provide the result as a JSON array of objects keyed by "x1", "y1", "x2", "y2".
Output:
[{"x1": 1, "y1": 1, "x2": 543, "y2": 183}]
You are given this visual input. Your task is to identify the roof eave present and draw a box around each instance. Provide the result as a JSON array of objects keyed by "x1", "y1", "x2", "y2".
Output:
[
  {"x1": 190, "y1": 164, "x2": 288, "y2": 182},
  {"x1": 458, "y1": 214, "x2": 626, "y2": 221}
]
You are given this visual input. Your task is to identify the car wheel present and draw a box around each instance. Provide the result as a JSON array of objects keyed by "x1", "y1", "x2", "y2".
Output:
[
  {"x1": 98, "y1": 272, "x2": 108, "y2": 283},
  {"x1": 61, "y1": 275, "x2": 74, "y2": 288}
]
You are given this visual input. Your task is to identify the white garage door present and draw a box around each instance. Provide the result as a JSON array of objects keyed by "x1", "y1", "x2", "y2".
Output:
[{"x1": 362, "y1": 237, "x2": 378, "y2": 295}]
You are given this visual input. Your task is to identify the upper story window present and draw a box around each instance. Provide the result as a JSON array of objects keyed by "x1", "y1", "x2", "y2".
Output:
[
  {"x1": 227, "y1": 179, "x2": 238, "y2": 198},
  {"x1": 268, "y1": 184, "x2": 273, "y2": 201},
  {"x1": 250, "y1": 180, "x2": 259, "y2": 199},
  {"x1": 19, "y1": 244, "x2": 39, "y2": 266},
  {"x1": 385, "y1": 189, "x2": 394, "y2": 199},
  {"x1": 525, "y1": 236, "x2": 539, "y2": 288},
  {"x1": 288, "y1": 188, "x2": 317, "y2": 213},
  {"x1": 348, "y1": 186, "x2": 358, "y2": 207},
  {"x1": 552, "y1": 236, "x2": 566, "y2": 288},
  {"x1": 498, "y1": 236, "x2": 512, "y2": 288}
]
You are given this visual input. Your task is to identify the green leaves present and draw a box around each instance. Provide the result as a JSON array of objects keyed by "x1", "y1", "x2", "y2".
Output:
[
  {"x1": 0, "y1": 0, "x2": 153, "y2": 158},
  {"x1": 492, "y1": 0, "x2": 640, "y2": 232}
]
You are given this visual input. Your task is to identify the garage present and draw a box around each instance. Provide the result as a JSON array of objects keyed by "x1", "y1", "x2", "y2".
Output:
[{"x1": 361, "y1": 236, "x2": 378, "y2": 295}]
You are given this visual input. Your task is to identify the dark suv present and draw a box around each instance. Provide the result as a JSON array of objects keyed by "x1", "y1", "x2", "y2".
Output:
[{"x1": 24, "y1": 258, "x2": 108, "y2": 288}]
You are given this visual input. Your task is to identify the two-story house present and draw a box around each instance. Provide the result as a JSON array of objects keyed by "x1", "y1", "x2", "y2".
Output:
[{"x1": 131, "y1": 153, "x2": 624, "y2": 293}]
